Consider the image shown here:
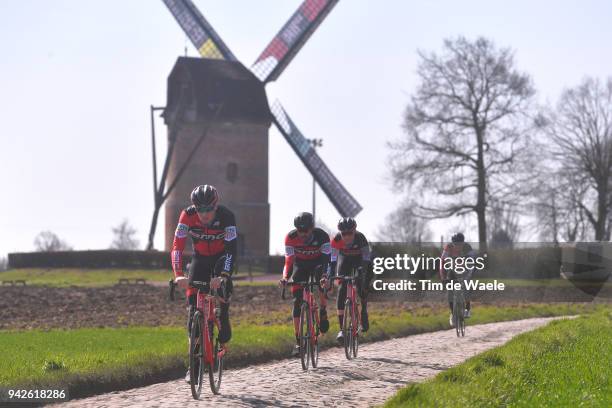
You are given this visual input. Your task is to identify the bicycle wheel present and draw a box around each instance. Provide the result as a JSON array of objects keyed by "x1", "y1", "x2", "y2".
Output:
[
  {"x1": 352, "y1": 302, "x2": 360, "y2": 358},
  {"x1": 299, "y1": 302, "x2": 310, "y2": 370},
  {"x1": 453, "y1": 293, "x2": 465, "y2": 337},
  {"x1": 343, "y1": 299, "x2": 353, "y2": 360},
  {"x1": 310, "y1": 307, "x2": 319, "y2": 368},
  {"x1": 208, "y1": 321, "x2": 223, "y2": 394},
  {"x1": 189, "y1": 311, "x2": 204, "y2": 400}
]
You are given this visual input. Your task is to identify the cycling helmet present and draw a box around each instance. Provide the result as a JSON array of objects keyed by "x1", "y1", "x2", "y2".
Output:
[
  {"x1": 191, "y1": 185, "x2": 219, "y2": 211},
  {"x1": 294, "y1": 212, "x2": 314, "y2": 231},
  {"x1": 338, "y1": 217, "x2": 357, "y2": 232},
  {"x1": 451, "y1": 232, "x2": 465, "y2": 243}
]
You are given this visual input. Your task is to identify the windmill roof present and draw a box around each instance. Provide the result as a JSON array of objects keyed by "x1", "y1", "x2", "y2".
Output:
[{"x1": 165, "y1": 57, "x2": 271, "y2": 125}]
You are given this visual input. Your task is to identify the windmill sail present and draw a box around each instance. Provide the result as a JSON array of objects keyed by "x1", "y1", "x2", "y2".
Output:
[
  {"x1": 251, "y1": 0, "x2": 340, "y2": 83},
  {"x1": 271, "y1": 101, "x2": 362, "y2": 217},
  {"x1": 161, "y1": 0, "x2": 362, "y2": 216},
  {"x1": 162, "y1": 0, "x2": 237, "y2": 61}
]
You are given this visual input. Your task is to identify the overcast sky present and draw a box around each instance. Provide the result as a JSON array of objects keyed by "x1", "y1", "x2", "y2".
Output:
[{"x1": 1, "y1": 0, "x2": 610, "y2": 258}]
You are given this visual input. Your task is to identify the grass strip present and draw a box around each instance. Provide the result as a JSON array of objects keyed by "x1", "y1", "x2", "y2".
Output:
[
  {"x1": 0, "y1": 268, "x2": 270, "y2": 287},
  {"x1": 384, "y1": 308, "x2": 612, "y2": 407}
]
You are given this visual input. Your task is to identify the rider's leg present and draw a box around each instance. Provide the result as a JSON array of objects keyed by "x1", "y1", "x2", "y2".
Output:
[
  {"x1": 336, "y1": 281, "x2": 347, "y2": 327},
  {"x1": 358, "y1": 263, "x2": 372, "y2": 331},
  {"x1": 292, "y1": 287, "x2": 304, "y2": 341},
  {"x1": 217, "y1": 276, "x2": 233, "y2": 344}
]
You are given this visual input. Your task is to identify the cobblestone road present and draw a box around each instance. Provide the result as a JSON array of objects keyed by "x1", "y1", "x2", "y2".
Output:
[{"x1": 53, "y1": 316, "x2": 565, "y2": 407}]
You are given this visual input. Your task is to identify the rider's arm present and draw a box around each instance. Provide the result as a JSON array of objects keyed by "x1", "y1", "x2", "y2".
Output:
[
  {"x1": 171, "y1": 211, "x2": 190, "y2": 278},
  {"x1": 221, "y1": 213, "x2": 237, "y2": 277},
  {"x1": 282, "y1": 235, "x2": 295, "y2": 280},
  {"x1": 329, "y1": 237, "x2": 340, "y2": 279},
  {"x1": 359, "y1": 233, "x2": 372, "y2": 271},
  {"x1": 319, "y1": 234, "x2": 331, "y2": 273}
]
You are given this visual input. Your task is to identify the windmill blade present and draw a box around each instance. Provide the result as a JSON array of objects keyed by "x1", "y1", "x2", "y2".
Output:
[
  {"x1": 162, "y1": 0, "x2": 237, "y2": 61},
  {"x1": 252, "y1": 0, "x2": 340, "y2": 83},
  {"x1": 271, "y1": 100, "x2": 362, "y2": 217}
]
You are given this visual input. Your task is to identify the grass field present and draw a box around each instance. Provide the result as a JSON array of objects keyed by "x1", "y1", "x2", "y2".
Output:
[
  {"x1": 0, "y1": 303, "x2": 607, "y2": 396},
  {"x1": 385, "y1": 309, "x2": 612, "y2": 407},
  {"x1": 0, "y1": 268, "x2": 271, "y2": 287}
]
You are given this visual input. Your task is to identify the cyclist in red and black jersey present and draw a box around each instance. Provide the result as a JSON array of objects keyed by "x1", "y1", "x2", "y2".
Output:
[
  {"x1": 439, "y1": 232, "x2": 476, "y2": 327},
  {"x1": 171, "y1": 185, "x2": 237, "y2": 382},
  {"x1": 279, "y1": 212, "x2": 331, "y2": 357},
  {"x1": 322, "y1": 217, "x2": 372, "y2": 343}
]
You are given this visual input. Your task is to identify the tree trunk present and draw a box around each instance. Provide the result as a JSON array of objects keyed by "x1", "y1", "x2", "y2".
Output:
[
  {"x1": 595, "y1": 183, "x2": 608, "y2": 240},
  {"x1": 475, "y1": 126, "x2": 488, "y2": 251}
]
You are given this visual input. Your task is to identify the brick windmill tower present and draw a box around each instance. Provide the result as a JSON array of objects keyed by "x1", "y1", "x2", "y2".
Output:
[{"x1": 160, "y1": 0, "x2": 361, "y2": 257}]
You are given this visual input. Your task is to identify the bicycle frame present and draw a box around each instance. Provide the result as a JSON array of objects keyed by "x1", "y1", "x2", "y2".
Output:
[
  {"x1": 285, "y1": 272, "x2": 322, "y2": 370},
  {"x1": 195, "y1": 287, "x2": 226, "y2": 365},
  {"x1": 337, "y1": 267, "x2": 362, "y2": 359},
  {"x1": 451, "y1": 274, "x2": 466, "y2": 337}
]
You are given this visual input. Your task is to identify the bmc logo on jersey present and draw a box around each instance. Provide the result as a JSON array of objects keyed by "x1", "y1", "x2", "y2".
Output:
[
  {"x1": 295, "y1": 248, "x2": 320, "y2": 256},
  {"x1": 189, "y1": 230, "x2": 225, "y2": 240}
]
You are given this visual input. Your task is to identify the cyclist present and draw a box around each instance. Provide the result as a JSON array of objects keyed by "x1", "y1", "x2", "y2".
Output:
[
  {"x1": 171, "y1": 185, "x2": 237, "y2": 382},
  {"x1": 323, "y1": 217, "x2": 372, "y2": 343},
  {"x1": 439, "y1": 232, "x2": 476, "y2": 327},
  {"x1": 279, "y1": 212, "x2": 331, "y2": 357}
]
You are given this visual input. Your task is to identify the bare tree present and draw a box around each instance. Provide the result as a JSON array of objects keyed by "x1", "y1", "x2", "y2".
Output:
[
  {"x1": 488, "y1": 200, "x2": 521, "y2": 247},
  {"x1": 546, "y1": 77, "x2": 612, "y2": 241},
  {"x1": 376, "y1": 201, "x2": 430, "y2": 243},
  {"x1": 531, "y1": 165, "x2": 588, "y2": 242},
  {"x1": 111, "y1": 220, "x2": 140, "y2": 250},
  {"x1": 389, "y1": 36, "x2": 537, "y2": 250},
  {"x1": 34, "y1": 231, "x2": 72, "y2": 252},
  {"x1": 0, "y1": 256, "x2": 7, "y2": 271}
]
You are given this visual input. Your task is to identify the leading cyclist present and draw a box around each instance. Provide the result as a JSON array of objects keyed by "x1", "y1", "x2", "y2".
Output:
[
  {"x1": 171, "y1": 184, "x2": 237, "y2": 382},
  {"x1": 279, "y1": 212, "x2": 331, "y2": 357}
]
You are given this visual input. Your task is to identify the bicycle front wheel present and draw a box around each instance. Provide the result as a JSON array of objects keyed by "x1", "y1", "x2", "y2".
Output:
[
  {"x1": 189, "y1": 311, "x2": 204, "y2": 400},
  {"x1": 343, "y1": 299, "x2": 354, "y2": 360},
  {"x1": 207, "y1": 321, "x2": 223, "y2": 394},
  {"x1": 299, "y1": 302, "x2": 310, "y2": 370},
  {"x1": 310, "y1": 306, "x2": 319, "y2": 368},
  {"x1": 453, "y1": 293, "x2": 465, "y2": 337},
  {"x1": 352, "y1": 302, "x2": 360, "y2": 358}
]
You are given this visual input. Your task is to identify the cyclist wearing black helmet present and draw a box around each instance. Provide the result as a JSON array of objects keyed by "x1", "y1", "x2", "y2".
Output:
[
  {"x1": 439, "y1": 232, "x2": 476, "y2": 326},
  {"x1": 280, "y1": 212, "x2": 331, "y2": 357},
  {"x1": 323, "y1": 217, "x2": 372, "y2": 343},
  {"x1": 171, "y1": 184, "x2": 237, "y2": 382}
]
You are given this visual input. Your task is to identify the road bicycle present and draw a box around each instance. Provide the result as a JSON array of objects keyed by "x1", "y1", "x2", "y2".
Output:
[
  {"x1": 281, "y1": 271, "x2": 322, "y2": 371},
  {"x1": 169, "y1": 261, "x2": 228, "y2": 398},
  {"x1": 336, "y1": 266, "x2": 363, "y2": 359},
  {"x1": 451, "y1": 273, "x2": 467, "y2": 337}
]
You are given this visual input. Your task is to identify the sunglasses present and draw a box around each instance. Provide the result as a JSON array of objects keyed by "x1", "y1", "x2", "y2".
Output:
[
  {"x1": 196, "y1": 205, "x2": 216, "y2": 214},
  {"x1": 296, "y1": 227, "x2": 311, "y2": 233},
  {"x1": 340, "y1": 230, "x2": 355, "y2": 236}
]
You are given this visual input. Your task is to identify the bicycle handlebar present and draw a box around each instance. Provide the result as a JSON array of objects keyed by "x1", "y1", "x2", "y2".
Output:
[{"x1": 168, "y1": 277, "x2": 229, "y2": 302}]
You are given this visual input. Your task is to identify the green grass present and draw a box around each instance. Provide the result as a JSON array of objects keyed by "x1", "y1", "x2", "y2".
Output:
[
  {"x1": 0, "y1": 268, "x2": 171, "y2": 287},
  {"x1": 385, "y1": 309, "x2": 612, "y2": 408},
  {"x1": 0, "y1": 268, "x2": 273, "y2": 287},
  {"x1": 0, "y1": 303, "x2": 606, "y2": 397}
]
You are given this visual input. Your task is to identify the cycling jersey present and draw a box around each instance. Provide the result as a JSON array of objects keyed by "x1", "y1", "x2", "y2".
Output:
[
  {"x1": 439, "y1": 242, "x2": 475, "y2": 280},
  {"x1": 330, "y1": 231, "x2": 371, "y2": 278},
  {"x1": 171, "y1": 204, "x2": 237, "y2": 278},
  {"x1": 282, "y1": 227, "x2": 331, "y2": 280}
]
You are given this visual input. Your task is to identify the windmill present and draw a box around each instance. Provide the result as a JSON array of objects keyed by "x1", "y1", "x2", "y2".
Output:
[{"x1": 159, "y1": 0, "x2": 361, "y2": 256}]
